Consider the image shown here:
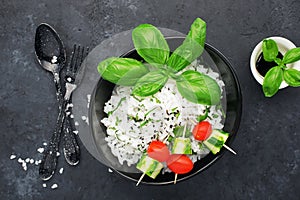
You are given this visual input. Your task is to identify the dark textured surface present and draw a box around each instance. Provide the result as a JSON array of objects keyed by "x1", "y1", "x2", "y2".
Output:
[{"x1": 1, "y1": 0, "x2": 300, "y2": 199}]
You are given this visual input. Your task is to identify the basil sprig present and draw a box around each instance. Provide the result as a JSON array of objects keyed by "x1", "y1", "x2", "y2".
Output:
[
  {"x1": 261, "y1": 39, "x2": 300, "y2": 97},
  {"x1": 98, "y1": 18, "x2": 221, "y2": 105}
]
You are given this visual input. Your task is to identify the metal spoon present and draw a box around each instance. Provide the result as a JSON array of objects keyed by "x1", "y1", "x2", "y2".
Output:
[
  {"x1": 35, "y1": 23, "x2": 66, "y2": 180},
  {"x1": 35, "y1": 23, "x2": 66, "y2": 97}
]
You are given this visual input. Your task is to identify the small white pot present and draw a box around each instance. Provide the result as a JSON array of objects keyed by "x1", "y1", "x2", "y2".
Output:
[{"x1": 250, "y1": 36, "x2": 300, "y2": 89}]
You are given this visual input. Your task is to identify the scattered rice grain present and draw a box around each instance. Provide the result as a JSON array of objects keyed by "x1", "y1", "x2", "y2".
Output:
[{"x1": 51, "y1": 184, "x2": 58, "y2": 189}]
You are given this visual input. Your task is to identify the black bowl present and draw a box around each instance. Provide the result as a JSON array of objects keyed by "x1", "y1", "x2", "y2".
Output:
[{"x1": 89, "y1": 37, "x2": 242, "y2": 185}]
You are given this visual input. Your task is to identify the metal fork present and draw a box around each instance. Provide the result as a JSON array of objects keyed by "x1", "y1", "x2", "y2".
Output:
[
  {"x1": 62, "y1": 44, "x2": 89, "y2": 165},
  {"x1": 39, "y1": 44, "x2": 88, "y2": 180}
]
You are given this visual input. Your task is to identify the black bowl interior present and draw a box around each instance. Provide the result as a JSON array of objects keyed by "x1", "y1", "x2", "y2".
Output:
[{"x1": 90, "y1": 37, "x2": 242, "y2": 185}]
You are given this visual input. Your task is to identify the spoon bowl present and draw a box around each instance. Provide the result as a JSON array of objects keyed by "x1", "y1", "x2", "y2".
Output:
[{"x1": 35, "y1": 23, "x2": 66, "y2": 73}]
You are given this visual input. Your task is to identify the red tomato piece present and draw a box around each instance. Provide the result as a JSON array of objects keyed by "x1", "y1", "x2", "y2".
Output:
[
  {"x1": 167, "y1": 154, "x2": 193, "y2": 174},
  {"x1": 192, "y1": 121, "x2": 212, "y2": 141},
  {"x1": 147, "y1": 141, "x2": 170, "y2": 162}
]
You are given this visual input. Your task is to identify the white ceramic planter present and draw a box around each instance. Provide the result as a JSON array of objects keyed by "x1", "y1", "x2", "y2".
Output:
[{"x1": 250, "y1": 36, "x2": 300, "y2": 89}]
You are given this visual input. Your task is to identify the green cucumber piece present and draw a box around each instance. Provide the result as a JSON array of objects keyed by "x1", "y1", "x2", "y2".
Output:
[
  {"x1": 203, "y1": 130, "x2": 229, "y2": 154},
  {"x1": 136, "y1": 155, "x2": 163, "y2": 179},
  {"x1": 172, "y1": 138, "x2": 192, "y2": 154}
]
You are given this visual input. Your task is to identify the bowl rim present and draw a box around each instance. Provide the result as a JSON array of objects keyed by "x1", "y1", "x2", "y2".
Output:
[{"x1": 89, "y1": 36, "x2": 242, "y2": 185}]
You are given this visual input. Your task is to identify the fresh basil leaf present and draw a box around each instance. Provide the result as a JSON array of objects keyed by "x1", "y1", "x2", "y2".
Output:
[
  {"x1": 132, "y1": 24, "x2": 170, "y2": 65},
  {"x1": 262, "y1": 39, "x2": 278, "y2": 62},
  {"x1": 283, "y1": 68, "x2": 300, "y2": 87},
  {"x1": 132, "y1": 70, "x2": 168, "y2": 96},
  {"x1": 176, "y1": 70, "x2": 221, "y2": 105},
  {"x1": 187, "y1": 18, "x2": 206, "y2": 47},
  {"x1": 282, "y1": 48, "x2": 300, "y2": 64},
  {"x1": 262, "y1": 66, "x2": 283, "y2": 97},
  {"x1": 166, "y1": 38, "x2": 203, "y2": 72},
  {"x1": 167, "y1": 18, "x2": 206, "y2": 72},
  {"x1": 97, "y1": 57, "x2": 149, "y2": 86}
]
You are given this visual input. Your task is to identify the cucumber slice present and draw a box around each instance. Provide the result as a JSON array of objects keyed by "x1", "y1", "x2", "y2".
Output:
[
  {"x1": 203, "y1": 130, "x2": 229, "y2": 154},
  {"x1": 172, "y1": 138, "x2": 192, "y2": 154},
  {"x1": 136, "y1": 155, "x2": 163, "y2": 179}
]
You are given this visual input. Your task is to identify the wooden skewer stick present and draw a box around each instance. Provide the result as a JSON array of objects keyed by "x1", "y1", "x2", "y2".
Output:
[
  {"x1": 136, "y1": 172, "x2": 145, "y2": 186},
  {"x1": 174, "y1": 173, "x2": 178, "y2": 184},
  {"x1": 223, "y1": 144, "x2": 237, "y2": 155},
  {"x1": 182, "y1": 123, "x2": 187, "y2": 138},
  {"x1": 190, "y1": 119, "x2": 197, "y2": 124},
  {"x1": 163, "y1": 135, "x2": 170, "y2": 144}
]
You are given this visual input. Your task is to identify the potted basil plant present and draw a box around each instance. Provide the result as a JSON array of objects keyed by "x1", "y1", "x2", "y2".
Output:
[{"x1": 250, "y1": 37, "x2": 300, "y2": 97}]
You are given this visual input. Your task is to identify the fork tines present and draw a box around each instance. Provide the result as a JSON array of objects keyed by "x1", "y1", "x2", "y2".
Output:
[{"x1": 66, "y1": 44, "x2": 89, "y2": 81}]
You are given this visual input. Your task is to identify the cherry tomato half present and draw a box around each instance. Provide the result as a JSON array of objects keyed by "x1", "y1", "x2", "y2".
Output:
[
  {"x1": 147, "y1": 141, "x2": 170, "y2": 162},
  {"x1": 167, "y1": 154, "x2": 193, "y2": 174},
  {"x1": 192, "y1": 121, "x2": 212, "y2": 141}
]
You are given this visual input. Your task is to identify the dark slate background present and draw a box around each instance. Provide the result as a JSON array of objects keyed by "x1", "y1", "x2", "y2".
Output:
[{"x1": 1, "y1": 0, "x2": 299, "y2": 199}]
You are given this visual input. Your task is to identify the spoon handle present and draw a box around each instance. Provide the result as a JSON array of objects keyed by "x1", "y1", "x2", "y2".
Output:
[
  {"x1": 39, "y1": 72, "x2": 66, "y2": 180},
  {"x1": 39, "y1": 101, "x2": 66, "y2": 180},
  {"x1": 53, "y1": 72, "x2": 64, "y2": 103}
]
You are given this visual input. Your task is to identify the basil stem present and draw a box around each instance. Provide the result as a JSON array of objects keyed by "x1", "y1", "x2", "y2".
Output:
[
  {"x1": 167, "y1": 18, "x2": 206, "y2": 72},
  {"x1": 282, "y1": 47, "x2": 300, "y2": 64},
  {"x1": 132, "y1": 70, "x2": 168, "y2": 96},
  {"x1": 107, "y1": 97, "x2": 126, "y2": 116},
  {"x1": 274, "y1": 58, "x2": 282, "y2": 66},
  {"x1": 132, "y1": 24, "x2": 170, "y2": 66},
  {"x1": 197, "y1": 106, "x2": 210, "y2": 122},
  {"x1": 263, "y1": 66, "x2": 283, "y2": 97},
  {"x1": 283, "y1": 68, "x2": 300, "y2": 87},
  {"x1": 262, "y1": 39, "x2": 278, "y2": 62},
  {"x1": 97, "y1": 57, "x2": 149, "y2": 86},
  {"x1": 176, "y1": 70, "x2": 221, "y2": 105}
]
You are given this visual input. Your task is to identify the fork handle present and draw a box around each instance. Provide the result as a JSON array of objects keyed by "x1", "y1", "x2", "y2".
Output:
[
  {"x1": 61, "y1": 83, "x2": 81, "y2": 165},
  {"x1": 62, "y1": 108, "x2": 80, "y2": 166},
  {"x1": 39, "y1": 100, "x2": 67, "y2": 180}
]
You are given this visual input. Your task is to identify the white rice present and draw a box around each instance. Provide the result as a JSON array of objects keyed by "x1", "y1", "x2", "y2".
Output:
[{"x1": 101, "y1": 60, "x2": 225, "y2": 167}]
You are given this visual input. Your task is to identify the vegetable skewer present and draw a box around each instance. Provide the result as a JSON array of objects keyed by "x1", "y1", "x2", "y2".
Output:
[
  {"x1": 168, "y1": 124, "x2": 193, "y2": 184},
  {"x1": 190, "y1": 119, "x2": 237, "y2": 155},
  {"x1": 173, "y1": 123, "x2": 187, "y2": 184},
  {"x1": 136, "y1": 140, "x2": 170, "y2": 186}
]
